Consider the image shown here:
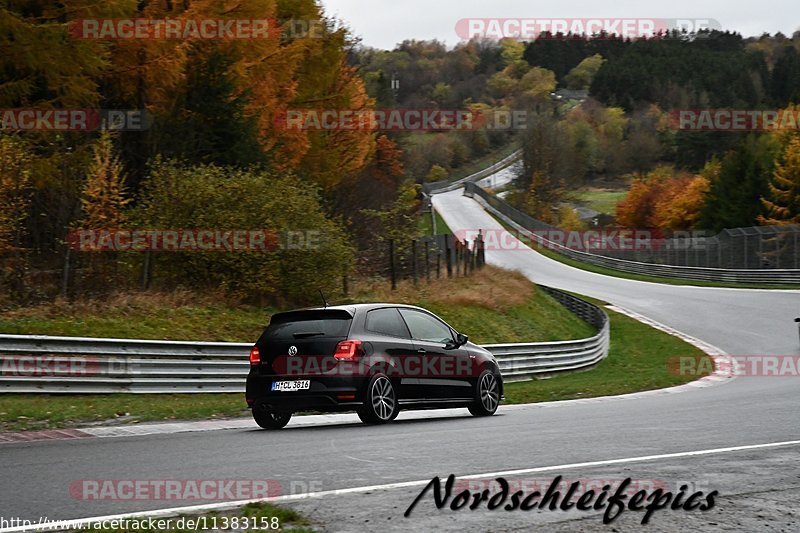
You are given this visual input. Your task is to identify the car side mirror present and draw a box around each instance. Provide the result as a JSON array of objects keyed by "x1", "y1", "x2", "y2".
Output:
[
  {"x1": 456, "y1": 333, "x2": 468, "y2": 347},
  {"x1": 444, "y1": 333, "x2": 468, "y2": 350}
]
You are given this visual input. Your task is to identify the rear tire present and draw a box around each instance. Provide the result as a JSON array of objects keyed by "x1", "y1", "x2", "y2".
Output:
[
  {"x1": 357, "y1": 373, "x2": 398, "y2": 425},
  {"x1": 252, "y1": 403, "x2": 292, "y2": 429},
  {"x1": 469, "y1": 370, "x2": 499, "y2": 417}
]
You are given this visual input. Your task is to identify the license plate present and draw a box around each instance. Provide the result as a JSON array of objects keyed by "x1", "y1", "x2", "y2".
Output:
[{"x1": 271, "y1": 380, "x2": 311, "y2": 392}]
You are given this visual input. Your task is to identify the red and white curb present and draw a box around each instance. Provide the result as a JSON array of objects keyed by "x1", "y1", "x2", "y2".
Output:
[
  {"x1": 606, "y1": 304, "x2": 733, "y2": 389},
  {"x1": 0, "y1": 428, "x2": 93, "y2": 444}
]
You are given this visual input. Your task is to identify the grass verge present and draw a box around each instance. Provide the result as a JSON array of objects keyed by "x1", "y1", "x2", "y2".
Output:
[
  {"x1": 504, "y1": 301, "x2": 712, "y2": 404},
  {"x1": 0, "y1": 291, "x2": 271, "y2": 342},
  {"x1": 418, "y1": 208, "x2": 453, "y2": 236},
  {"x1": 571, "y1": 188, "x2": 627, "y2": 216},
  {"x1": 78, "y1": 502, "x2": 314, "y2": 533}
]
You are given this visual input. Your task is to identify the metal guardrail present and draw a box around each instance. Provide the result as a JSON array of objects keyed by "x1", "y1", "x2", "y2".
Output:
[
  {"x1": 487, "y1": 286, "x2": 609, "y2": 383},
  {"x1": 423, "y1": 149, "x2": 522, "y2": 195},
  {"x1": 466, "y1": 182, "x2": 800, "y2": 285},
  {"x1": 0, "y1": 288, "x2": 609, "y2": 393}
]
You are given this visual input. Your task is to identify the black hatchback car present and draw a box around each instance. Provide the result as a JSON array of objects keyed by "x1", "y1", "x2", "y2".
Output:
[{"x1": 246, "y1": 303, "x2": 503, "y2": 428}]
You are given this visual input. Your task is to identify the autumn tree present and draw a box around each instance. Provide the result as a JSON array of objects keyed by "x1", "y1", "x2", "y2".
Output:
[
  {"x1": 616, "y1": 167, "x2": 673, "y2": 229},
  {"x1": 0, "y1": 135, "x2": 32, "y2": 252},
  {"x1": 0, "y1": 134, "x2": 33, "y2": 298},
  {"x1": 523, "y1": 171, "x2": 564, "y2": 224},
  {"x1": 329, "y1": 135, "x2": 408, "y2": 259},
  {"x1": 565, "y1": 54, "x2": 605, "y2": 90},
  {"x1": 760, "y1": 136, "x2": 800, "y2": 225},
  {"x1": 558, "y1": 206, "x2": 586, "y2": 231},
  {"x1": 332, "y1": 134, "x2": 406, "y2": 215},
  {"x1": 517, "y1": 67, "x2": 557, "y2": 105},
  {"x1": 360, "y1": 182, "x2": 422, "y2": 276},
  {"x1": 618, "y1": 165, "x2": 712, "y2": 231},
  {"x1": 653, "y1": 173, "x2": 711, "y2": 231},
  {"x1": 80, "y1": 132, "x2": 130, "y2": 229},
  {"x1": 519, "y1": 109, "x2": 573, "y2": 190},
  {"x1": 426, "y1": 165, "x2": 449, "y2": 182},
  {"x1": 0, "y1": 3, "x2": 111, "y2": 108}
]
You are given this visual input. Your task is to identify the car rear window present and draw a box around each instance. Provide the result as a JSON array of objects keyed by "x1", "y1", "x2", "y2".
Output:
[
  {"x1": 264, "y1": 310, "x2": 352, "y2": 340},
  {"x1": 366, "y1": 308, "x2": 410, "y2": 338}
]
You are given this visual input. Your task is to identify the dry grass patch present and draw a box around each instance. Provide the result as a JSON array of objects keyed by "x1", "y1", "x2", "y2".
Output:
[{"x1": 349, "y1": 265, "x2": 533, "y2": 312}]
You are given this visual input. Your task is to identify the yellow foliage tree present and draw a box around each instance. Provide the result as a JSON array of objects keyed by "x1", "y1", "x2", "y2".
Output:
[
  {"x1": 0, "y1": 136, "x2": 32, "y2": 252},
  {"x1": 426, "y1": 165, "x2": 449, "y2": 182},
  {"x1": 524, "y1": 171, "x2": 563, "y2": 224},
  {"x1": 558, "y1": 207, "x2": 586, "y2": 231},
  {"x1": 618, "y1": 165, "x2": 712, "y2": 231},
  {"x1": 80, "y1": 132, "x2": 129, "y2": 229},
  {"x1": 654, "y1": 174, "x2": 711, "y2": 231},
  {"x1": 760, "y1": 136, "x2": 800, "y2": 225}
]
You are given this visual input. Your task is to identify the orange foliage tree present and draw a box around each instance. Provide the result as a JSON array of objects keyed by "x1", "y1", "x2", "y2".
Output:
[{"x1": 617, "y1": 165, "x2": 711, "y2": 231}]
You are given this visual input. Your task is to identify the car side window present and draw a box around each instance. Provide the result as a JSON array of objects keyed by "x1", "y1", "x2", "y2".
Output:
[
  {"x1": 398, "y1": 309, "x2": 454, "y2": 344},
  {"x1": 365, "y1": 308, "x2": 411, "y2": 338}
]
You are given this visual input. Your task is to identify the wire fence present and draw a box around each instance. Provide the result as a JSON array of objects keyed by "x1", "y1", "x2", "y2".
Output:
[
  {"x1": 356, "y1": 232, "x2": 487, "y2": 290},
  {"x1": 466, "y1": 182, "x2": 800, "y2": 271}
]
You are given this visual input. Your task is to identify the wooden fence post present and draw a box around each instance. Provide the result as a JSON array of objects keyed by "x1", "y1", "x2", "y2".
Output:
[
  {"x1": 389, "y1": 239, "x2": 397, "y2": 290},
  {"x1": 424, "y1": 240, "x2": 430, "y2": 282},
  {"x1": 411, "y1": 239, "x2": 418, "y2": 285}
]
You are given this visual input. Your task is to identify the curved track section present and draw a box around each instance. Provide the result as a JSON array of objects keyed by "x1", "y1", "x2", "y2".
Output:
[{"x1": 1, "y1": 189, "x2": 799, "y2": 532}]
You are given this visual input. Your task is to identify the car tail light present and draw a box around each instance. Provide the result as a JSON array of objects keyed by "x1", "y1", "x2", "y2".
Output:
[
  {"x1": 249, "y1": 346, "x2": 261, "y2": 365},
  {"x1": 334, "y1": 340, "x2": 363, "y2": 360}
]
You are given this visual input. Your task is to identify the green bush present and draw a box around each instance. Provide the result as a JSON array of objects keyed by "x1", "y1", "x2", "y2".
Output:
[{"x1": 133, "y1": 159, "x2": 353, "y2": 305}]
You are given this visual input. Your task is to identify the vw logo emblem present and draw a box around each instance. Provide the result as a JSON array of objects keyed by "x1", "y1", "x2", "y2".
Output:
[{"x1": 288, "y1": 346, "x2": 298, "y2": 356}]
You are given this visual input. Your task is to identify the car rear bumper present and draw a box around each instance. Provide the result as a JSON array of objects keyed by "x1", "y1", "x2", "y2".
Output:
[{"x1": 246, "y1": 373, "x2": 367, "y2": 413}]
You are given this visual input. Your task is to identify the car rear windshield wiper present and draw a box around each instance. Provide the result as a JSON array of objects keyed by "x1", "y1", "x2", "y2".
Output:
[{"x1": 292, "y1": 331, "x2": 326, "y2": 338}]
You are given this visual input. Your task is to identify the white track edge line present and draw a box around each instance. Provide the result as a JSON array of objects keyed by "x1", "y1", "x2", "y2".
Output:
[{"x1": 4, "y1": 439, "x2": 800, "y2": 533}]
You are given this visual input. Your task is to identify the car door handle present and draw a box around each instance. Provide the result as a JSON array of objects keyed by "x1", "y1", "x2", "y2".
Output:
[{"x1": 417, "y1": 349, "x2": 427, "y2": 355}]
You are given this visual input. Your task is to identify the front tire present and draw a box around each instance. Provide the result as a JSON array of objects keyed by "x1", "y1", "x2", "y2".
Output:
[
  {"x1": 252, "y1": 403, "x2": 292, "y2": 429},
  {"x1": 357, "y1": 373, "x2": 398, "y2": 425},
  {"x1": 469, "y1": 370, "x2": 500, "y2": 417}
]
